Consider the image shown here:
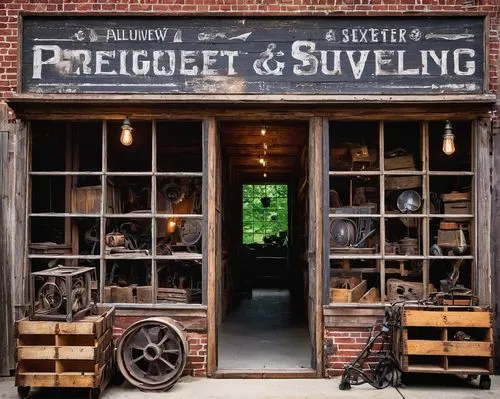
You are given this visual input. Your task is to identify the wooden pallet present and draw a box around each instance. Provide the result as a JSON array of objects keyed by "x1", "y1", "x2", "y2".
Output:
[
  {"x1": 392, "y1": 305, "x2": 493, "y2": 380},
  {"x1": 15, "y1": 306, "x2": 115, "y2": 398}
]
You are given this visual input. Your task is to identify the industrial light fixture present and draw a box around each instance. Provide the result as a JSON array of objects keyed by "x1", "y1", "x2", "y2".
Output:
[
  {"x1": 120, "y1": 116, "x2": 134, "y2": 146},
  {"x1": 166, "y1": 220, "x2": 177, "y2": 234},
  {"x1": 442, "y1": 120, "x2": 455, "y2": 156}
]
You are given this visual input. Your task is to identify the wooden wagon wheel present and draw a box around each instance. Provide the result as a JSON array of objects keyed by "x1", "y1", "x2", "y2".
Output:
[{"x1": 116, "y1": 317, "x2": 187, "y2": 391}]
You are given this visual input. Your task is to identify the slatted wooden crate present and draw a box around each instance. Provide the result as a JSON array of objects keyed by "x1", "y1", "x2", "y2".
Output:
[
  {"x1": 392, "y1": 305, "x2": 493, "y2": 388},
  {"x1": 15, "y1": 306, "x2": 115, "y2": 398}
]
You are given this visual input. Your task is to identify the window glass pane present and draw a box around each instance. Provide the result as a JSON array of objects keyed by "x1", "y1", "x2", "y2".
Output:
[
  {"x1": 384, "y1": 121, "x2": 421, "y2": 171},
  {"x1": 329, "y1": 121, "x2": 379, "y2": 171},
  {"x1": 157, "y1": 122, "x2": 202, "y2": 173},
  {"x1": 242, "y1": 184, "x2": 288, "y2": 244},
  {"x1": 107, "y1": 121, "x2": 152, "y2": 172},
  {"x1": 429, "y1": 121, "x2": 472, "y2": 171},
  {"x1": 104, "y1": 260, "x2": 150, "y2": 303},
  {"x1": 157, "y1": 260, "x2": 202, "y2": 304}
]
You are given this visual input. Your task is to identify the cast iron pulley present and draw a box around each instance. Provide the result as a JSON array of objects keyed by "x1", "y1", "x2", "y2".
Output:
[
  {"x1": 116, "y1": 317, "x2": 188, "y2": 391},
  {"x1": 180, "y1": 219, "x2": 202, "y2": 247}
]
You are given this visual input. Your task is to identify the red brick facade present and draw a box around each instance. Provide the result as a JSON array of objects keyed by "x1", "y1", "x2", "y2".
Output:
[{"x1": 1, "y1": 0, "x2": 498, "y2": 378}]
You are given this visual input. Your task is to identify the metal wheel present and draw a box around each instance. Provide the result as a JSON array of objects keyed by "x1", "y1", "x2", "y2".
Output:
[
  {"x1": 38, "y1": 282, "x2": 63, "y2": 312},
  {"x1": 116, "y1": 317, "x2": 187, "y2": 391},
  {"x1": 88, "y1": 388, "x2": 100, "y2": 399},
  {"x1": 479, "y1": 375, "x2": 491, "y2": 390},
  {"x1": 17, "y1": 386, "x2": 30, "y2": 399}
]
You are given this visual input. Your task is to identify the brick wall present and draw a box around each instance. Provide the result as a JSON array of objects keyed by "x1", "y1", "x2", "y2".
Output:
[
  {"x1": 0, "y1": 0, "x2": 498, "y2": 100},
  {"x1": 324, "y1": 327, "x2": 388, "y2": 377},
  {"x1": 114, "y1": 315, "x2": 207, "y2": 377}
]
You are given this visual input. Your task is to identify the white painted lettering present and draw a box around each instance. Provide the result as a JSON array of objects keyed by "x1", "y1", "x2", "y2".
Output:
[
  {"x1": 119, "y1": 50, "x2": 130, "y2": 75},
  {"x1": 32, "y1": 45, "x2": 61, "y2": 79},
  {"x1": 342, "y1": 29, "x2": 349, "y2": 43},
  {"x1": 132, "y1": 50, "x2": 150, "y2": 75},
  {"x1": 291, "y1": 41, "x2": 318, "y2": 76},
  {"x1": 320, "y1": 50, "x2": 342, "y2": 75},
  {"x1": 201, "y1": 50, "x2": 219, "y2": 75},
  {"x1": 453, "y1": 48, "x2": 475, "y2": 76},
  {"x1": 374, "y1": 50, "x2": 396, "y2": 75},
  {"x1": 180, "y1": 50, "x2": 199, "y2": 76},
  {"x1": 220, "y1": 50, "x2": 239, "y2": 75},
  {"x1": 397, "y1": 50, "x2": 419, "y2": 75},
  {"x1": 95, "y1": 51, "x2": 117, "y2": 75},
  {"x1": 153, "y1": 50, "x2": 175, "y2": 76},
  {"x1": 346, "y1": 50, "x2": 369, "y2": 80}
]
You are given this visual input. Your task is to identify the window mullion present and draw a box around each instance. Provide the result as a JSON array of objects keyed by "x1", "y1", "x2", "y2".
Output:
[
  {"x1": 378, "y1": 121, "x2": 385, "y2": 304},
  {"x1": 151, "y1": 120, "x2": 157, "y2": 304},
  {"x1": 422, "y1": 121, "x2": 430, "y2": 298}
]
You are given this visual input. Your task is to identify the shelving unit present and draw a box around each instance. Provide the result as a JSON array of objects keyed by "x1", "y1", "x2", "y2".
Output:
[{"x1": 392, "y1": 305, "x2": 493, "y2": 389}]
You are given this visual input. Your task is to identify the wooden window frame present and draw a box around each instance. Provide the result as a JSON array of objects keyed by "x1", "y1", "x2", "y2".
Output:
[
  {"x1": 326, "y1": 120, "x2": 478, "y2": 304},
  {"x1": 26, "y1": 119, "x2": 208, "y2": 307}
]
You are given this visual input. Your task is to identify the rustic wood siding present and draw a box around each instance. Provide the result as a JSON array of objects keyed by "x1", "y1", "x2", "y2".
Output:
[{"x1": 0, "y1": 106, "x2": 15, "y2": 376}]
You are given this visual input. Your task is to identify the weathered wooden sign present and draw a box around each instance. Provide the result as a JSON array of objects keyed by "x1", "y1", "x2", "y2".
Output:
[{"x1": 21, "y1": 17, "x2": 484, "y2": 95}]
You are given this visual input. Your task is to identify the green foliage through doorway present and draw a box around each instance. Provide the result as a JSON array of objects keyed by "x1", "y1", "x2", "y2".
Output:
[{"x1": 242, "y1": 184, "x2": 288, "y2": 244}]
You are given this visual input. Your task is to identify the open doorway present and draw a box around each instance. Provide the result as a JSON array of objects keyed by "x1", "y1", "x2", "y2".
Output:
[{"x1": 216, "y1": 121, "x2": 312, "y2": 370}]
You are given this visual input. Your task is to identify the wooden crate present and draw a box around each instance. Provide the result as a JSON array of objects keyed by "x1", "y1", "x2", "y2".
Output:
[
  {"x1": 15, "y1": 306, "x2": 115, "y2": 392},
  {"x1": 72, "y1": 184, "x2": 121, "y2": 214},
  {"x1": 384, "y1": 154, "x2": 415, "y2": 170},
  {"x1": 385, "y1": 175, "x2": 422, "y2": 190},
  {"x1": 330, "y1": 280, "x2": 367, "y2": 303},
  {"x1": 392, "y1": 305, "x2": 493, "y2": 376}
]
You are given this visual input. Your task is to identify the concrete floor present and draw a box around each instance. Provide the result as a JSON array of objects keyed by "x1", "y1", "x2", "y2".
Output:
[
  {"x1": 1, "y1": 375, "x2": 498, "y2": 399},
  {"x1": 218, "y1": 289, "x2": 312, "y2": 369}
]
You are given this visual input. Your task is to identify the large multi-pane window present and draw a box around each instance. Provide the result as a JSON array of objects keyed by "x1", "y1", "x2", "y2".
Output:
[
  {"x1": 328, "y1": 121, "x2": 476, "y2": 304},
  {"x1": 242, "y1": 184, "x2": 288, "y2": 244},
  {"x1": 28, "y1": 120, "x2": 205, "y2": 305}
]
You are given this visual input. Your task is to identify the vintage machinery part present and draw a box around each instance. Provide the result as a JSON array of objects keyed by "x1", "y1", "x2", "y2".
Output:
[
  {"x1": 430, "y1": 244, "x2": 443, "y2": 256},
  {"x1": 354, "y1": 228, "x2": 376, "y2": 248},
  {"x1": 162, "y1": 182, "x2": 184, "y2": 204},
  {"x1": 440, "y1": 258, "x2": 465, "y2": 293},
  {"x1": 71, "y1": 278, "x2": 89, "y2": 313},
  {"x1": 105, "y1": 231, "x2": 125, "y2": 247},
  {"x1": 396, "y1": 190, "x2": 422, "y2": 213},
  {"x1": 180, "y1": 219, "x2": 202, "y2": 247},
  {"x1": 330, "y1": 218, "x2": 357, "y2": 247},
  {"x1": 117, "y1": 317, "x2": 188, "y2": 391},
  {"x1": 38, "y1": 282, "x2": 63, "y2": 312}
]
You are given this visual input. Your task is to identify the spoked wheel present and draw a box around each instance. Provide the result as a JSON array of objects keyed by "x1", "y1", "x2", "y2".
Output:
[
  {"x1": 17, "y1": 386, "x2": 30, "y2": 399},
  {"x1": 116, "y1": 317, "x2": 187, "y2": 392},
  {"x1": 370, "y1": 357, "x2": 399, "y2": 389}
]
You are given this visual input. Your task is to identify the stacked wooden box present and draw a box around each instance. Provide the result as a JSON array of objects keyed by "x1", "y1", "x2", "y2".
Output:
[
  {"x1": 15, "y1": 306, "x2": 115, "y2": 398},
  {"x1": 392, "y1": 305, "x2": 493, "y2": 388},
  {"x1": 384, "y1": 154, "x2": 421, "y2": 190}
]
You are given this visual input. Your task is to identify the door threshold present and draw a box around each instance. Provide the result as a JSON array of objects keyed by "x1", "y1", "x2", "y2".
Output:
[{"x1": 213, "y1": 368, "x2": 318, "y2": 379}]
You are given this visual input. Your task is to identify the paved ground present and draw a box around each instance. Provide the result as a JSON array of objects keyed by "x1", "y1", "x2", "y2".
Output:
[{"x1": 1, "y1": 374, "x2": 498, "y2": 399}]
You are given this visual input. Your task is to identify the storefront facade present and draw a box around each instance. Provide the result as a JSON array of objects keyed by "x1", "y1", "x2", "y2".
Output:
[{"x1": 0, "y1": 1, "x2": 499, "y2": 379}]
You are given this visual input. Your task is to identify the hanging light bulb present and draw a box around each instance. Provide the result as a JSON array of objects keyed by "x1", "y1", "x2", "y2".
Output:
[
  {"x1": 260, "y1": 127, "x2": 267, "y2": 136},
  {"x1": 120, "y1": 116, "x2": 134, "y2": 146},
  {"x1": 262, "y1": 160, "x2": 267, "y2": 167},
  {"x1": 442, "y1": 120, "x2": 455, "y2": 155},
  {"x1": 166, "y1": 220, "x2": 177, "y2": 234},
  {"x1": 263, "y1": 143, "x2": 268, "y2": 150},
  {"x1": 259, "y1": 157, "x2": 265, "y2": 165},
  {"x1": 263, "y1": 172, "x2": 267, "y2": 178}
]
